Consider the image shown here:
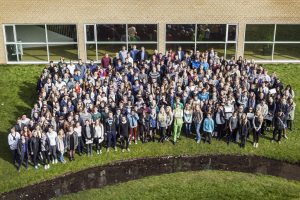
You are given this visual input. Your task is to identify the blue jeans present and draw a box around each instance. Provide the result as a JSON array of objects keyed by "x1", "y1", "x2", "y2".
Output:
[
  {"x1": 195, "y1": 122, "x2": 201, "y2": 142},
  {"x1": 59, "y1": 151, "x2": 65, "y2": 162},
  {"x1": 18, "y1": 151, "x2": 28, "y2": 170},
  {"x1": 107, "y1": 131, "x2": 116, "y2": 148},
  {"x1": 185, "y1": 123, "x2": 192, "y2": 136}
]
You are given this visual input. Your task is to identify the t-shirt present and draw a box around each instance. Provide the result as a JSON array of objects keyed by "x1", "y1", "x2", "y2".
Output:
[{"x1": 47, "y1": 131, "x2": 57, "y2": 146}]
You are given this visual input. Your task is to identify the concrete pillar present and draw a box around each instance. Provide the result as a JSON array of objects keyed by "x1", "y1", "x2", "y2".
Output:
[
  {"x1": 0, "y1": 25, "x2": 6, "y2": 64},
  {"x1": 158, "y1": 22, "x2": 166, "y2": 54},
  {"x1": 237, "y1": 23, "x2": 246, "y2": 58},
  {"x1": 77, "y1": 23, "x2": 86, "y2": 62}
]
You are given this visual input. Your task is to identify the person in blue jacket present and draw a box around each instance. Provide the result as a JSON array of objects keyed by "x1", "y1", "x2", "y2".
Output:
[
  {"x1": 203, "y1": 113, "x2": 215, "y2": 144},
  {"x1": 198, "y1": 88, "x2": 210, "y2": 101}
]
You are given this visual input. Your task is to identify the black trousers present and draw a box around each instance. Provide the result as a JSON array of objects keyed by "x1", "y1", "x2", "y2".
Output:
[
  {"x1": 216, "y1": 123, "x2": 225, "y2": 140},
  {"x1": 204, "y1": 131, "x2": 212, "y2": 144},
  {"x1": 240, "y1": 135, "x2": 247, "y2": 148},
  {"x1": 121, "y1": 135, "x2": 129, "y2": 150},
  {"x1": 273, "y1": 128, "x2": 283, "y2": 141},
  {"x1": 159, "y1": 127, "x2": 166, "y2": 142},
  {"x1": 41, "y1": 151, "x2": 50, "y2": 165}
]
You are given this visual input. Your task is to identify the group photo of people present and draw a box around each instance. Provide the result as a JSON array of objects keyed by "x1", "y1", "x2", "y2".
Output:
[{"x1": 8, "y1": 45, "x2": 296, "y2": 172}]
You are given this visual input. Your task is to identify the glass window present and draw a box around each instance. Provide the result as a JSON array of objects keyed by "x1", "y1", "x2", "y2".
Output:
[
  {"x1": 97, "y1": 24, "x2": 126, "y2": 42},
  {"x1": 98, "y1": 43, "x2": 126, "y2": 57},
  {"x1": 15, "y1": 25, "x2": 46, "y2": 42},
  {"x1": 49, "y1": 44, "x2": 78, "y2": 61},
  {"x1": 6, "y1": 44, "x2": 18, "y2": 61},
  {"x1": 127, "y1": 24, "x2": 157, "y2": 41},
  {"x1": 276, "y1": 25, "x2": 300, "y2": 41},
  {"x1": 166, "y1": 43, "x2": 195, "y2": 53},
  {"x1": 196, "y1": 43, "x2": 225, "y2": 57},
  {"x1": 197, "y1": 24, "x2": 226, "y2": 41},
  {"x1": 228, "y1": 25, "x2": 237, "y2": 41},
  {"x1": 86, "y1": 44, "x2": 97, "y2": 61},
  {"x1": 166, "y1": 24, "x2": 195, "y2": 41},
  {"x1": 47, "y1": 25, "x2": 77, "y2": 42},
  {"x1": 245, "y1": 24, "x2": 275, "y2": 41},
  {"x1": 18, "y1": 44, "x2": 48, "y2": 61},
  {"x1": 244, "y1": 43, "x2": 273, "y2": 60},
  {"x1": 273, "y1": 43, "x2": 300, "y2": 60},
  {"x1": 226, "y1": 43, "x2": 236, "y2": 59},
  {"x1": 86, "y1": 25, "x2": 95, "y2": 42},
  {"x1": 128, "y1": 43, "x2": 157, "y2": 55},
  {"x1": 5, "y1": 26, "x2": 15, "y2": 42}
]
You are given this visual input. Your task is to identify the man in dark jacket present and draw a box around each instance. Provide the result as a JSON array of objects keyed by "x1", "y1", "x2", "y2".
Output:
[
  {"x1": 105, "y1": 112, "x2": 118, "y2": 152},
  {"x1": 272, "y1": 112, "x2": 285, "y2": 143}
]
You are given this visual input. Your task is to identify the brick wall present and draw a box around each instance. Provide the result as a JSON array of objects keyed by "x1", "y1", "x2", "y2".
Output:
[{"x1": 1, "y1": 0, "x2": 300, "y2": 63}]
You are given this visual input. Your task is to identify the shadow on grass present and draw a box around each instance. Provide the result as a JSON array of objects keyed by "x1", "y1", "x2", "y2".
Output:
[{"x1": 0, "y1": 81, "x2": 38, "y2": 166}]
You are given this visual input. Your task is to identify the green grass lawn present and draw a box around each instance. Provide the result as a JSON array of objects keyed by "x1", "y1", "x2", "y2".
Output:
[
  {"x1": 0, "y1": 64, "x2": 299, "y2": 194},
  {"x1": 57, "y1": 170, "x2": 300, "y2": 200}
]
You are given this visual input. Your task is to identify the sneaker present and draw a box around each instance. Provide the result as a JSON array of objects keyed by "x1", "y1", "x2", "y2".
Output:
[
  {"x1": 107, "y1": 148, "x2": 110, "y2": 152},
  {"x1": 278, "y1": 141, "x2": 281, "y2": 144},
  {"x1": 135, "y1": 141, "x2": 138, "y2": 145},
  {"x1": 196, "y1": 140, "x2": 200, "y2": 144},
  {"x1": 35, "y1": 165, "x2": 38, "y2": 169},
  {"x1": 284, "y1": 135, "x2": 288, "y2": 139},
  {"x1": 114, "y1": 147, "x2": 118, "y2": 152},
  {"x1": 55, "y1": 159, "x2": 58, "y2": 164},
  {"x1": 47, "y1": 164, "x2": 50, "y2": 169},
  {"x1": 256, "y1": 143, "x2": 259, "y2": 148},
  {"x1": 253, "y1": 143, "x2": 256, "y2": 147},
  {"x1": 271, "y1": 140, "x2": 275, "y2": 143},
  {"x1": 100, "y1": 150, "x2": 102, "y2": 154},
  {"x1": 122, "y1": 149, "x2": 125, "y2": 153},
  {"x1": 44, "y1": 165, "x2": 47, "y2": 170},
  {"x1": 127, "y1": 148, "x2": 130, "y2": 152},
  {"x1": 97, "y1": 150, "x2": 100, "y2": 155},
  {"x1": 52, "y1": 160, "x2": 54, "y2": 164}
]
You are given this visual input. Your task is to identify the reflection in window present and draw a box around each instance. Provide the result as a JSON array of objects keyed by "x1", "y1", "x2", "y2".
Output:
[
  {"x1": 166, "y1": 24, "x2": 195, "y2": 41},
  {"x1": 6, "y1": 44, "x2": 17, "y2": 61},
  {"x1": 226, "y1": 43, "x2": 236, "y2": 59},
  {"x1": 128, "y1": 43, "x2": 157, "y2": 55},
  {"x1": 5, "y1": 26, "x2": 15, "y2": 42},
  {"x1": 47, "y1": 25, "x2": 77, "y2": 42},
  {"x1": 97, "y1": 25, "x2": 126, "y2": 41},
  {"x1": 273, "y1": 44, "x2": 300, "y2": 60},
  {"x1": 15, "y1": 25, "x2": 46, "y2": 42},
  {"x1": 86, "y1": 44, "x2": 97, "y2": 60},
  {"x1": 19, "y1": 44, "x2": 48, "y2": 61},
  {"x1": 49, "y1": 44, "x2": 78, "y2": 61},
  {"x1": 196, "y1": 43, "x2": 225, "y2": 57},
  {"x1": 245, "y1": 24, "x2": 275, "y2": 41},
  {"x1": 98, "y1": 44, "x2": 126, "y2": 57},
  {"x1": 276, "y1": 25, "x2": 300, "y2": 41},
  {"x1": 128, "y1": 24, "x2": 157, "y2": 41},
  {"x1": 86, "y1": 25, "x2": 95, "y2": 41},
  {"x1": 197, "y1": 24, "x2": 226, "y2": 41},
  {"x1": 166, "y1": 43, "x2": 195, "y2": 53},
  {"x1": 228, "y1": 25, "x2": 237, "y2": 41},
  {"x1": 244, "y1": 43, "x2": 273, "y2": 60}
]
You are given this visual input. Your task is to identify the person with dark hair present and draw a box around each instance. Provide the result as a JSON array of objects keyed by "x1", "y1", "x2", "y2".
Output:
[
  {"x1": 66, "y1": 126, "x2": 78, "y2": 161},
  {"x1": 203, "y1": 113, "x2": 214, "y2": 144},
  {"x1": 272, "y1": 112, "x2": 286, "y2": 144},
  {"x1": 94, "y1": 119, "x2": 104, "y2": 154},
  {"x1": 82, "y1": 120, "x2": 94, "y2": 156},
  {"x1": 228, "y1": 112, "x2": 238, "y2": 145},
  {"x1": 105, "y1": 112, "x2": 117, "y2": 152},
  {"x1": 47, "y1": 126, "x2": 58, "y2": 164},
  {"x1": 8, "y1": 127, "x2": 20, "y2": 166},
  {"x1": 30, "y1": 130, "x2": 40, "y2": 169},
  {"x1": 119, "y1": 115, "x2": 130, "y2": 152},
  {"x1": 239, "y1": 113, "x2": 250, "y2": 148},
  {"x1": 17, "y1": 135, "x2": 29, "y2": 172}
]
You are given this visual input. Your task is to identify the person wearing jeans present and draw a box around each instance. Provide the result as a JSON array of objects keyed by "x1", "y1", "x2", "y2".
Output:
[
  {"x1": 203, "y1": 113, "x2": 214, "y2": 144},
  {"x1": 193, "y1": 105, "x2": 203, "y2": 143},
  {"x1": 105, "y1": 112, "x2": 117, "y2": 152},
  {"x1": 17, "y1": 135, "x2": 29, "y2": 172},
  {"x1": 74, "y1": 122, "x2": 84, "y2": 156},
  {"x1": 127, "y1": 110, "x2": 139, "y2": 144},
  {"x1": 8, "y1": 127, "x2": 20, "y2": 166},
  {"x1": 119, "y1": 116, "x2": 130, "y2": 152},
  {"x1": 47, "y1": 126, "x2": 58, "y2": 164}
]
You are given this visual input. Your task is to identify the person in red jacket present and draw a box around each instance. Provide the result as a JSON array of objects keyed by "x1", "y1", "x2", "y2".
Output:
[{"x1": 101, "y1": 53, "x2": 111, "y2": 69}]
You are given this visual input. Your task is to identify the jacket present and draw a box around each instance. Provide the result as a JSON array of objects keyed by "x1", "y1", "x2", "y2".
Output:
[
  {"x1": 203, "y1": 118, "x2": 214, "y2": 133},
  {"x1": 29, "y1": 136, "x2": 40, "y2": 154},
  {"x1": 127, "y1": 113, "x2": 139, "y2": 128},
  {"x1": 66, "y1": 132, "x2": 79, "y2": 150},
  {"x1": 82, "y1": 125, "x2": 95, "y2": 139}
]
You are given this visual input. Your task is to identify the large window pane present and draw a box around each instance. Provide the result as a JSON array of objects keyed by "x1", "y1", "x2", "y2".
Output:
[
  {"x1": 197, "y1": 24, "x2": 226, "y2": 41},
  {"x1": 196, "y1": 43, "x2": 225, "y2": 57},
  {"x1": 15, "y1": 25, "x2": 46, "y2": 42},
  {"x1": 18, "y1": 44, "x2": 48, "y2": 61},
  {"x1": 127, "y1": 24, "x2": 157, "y2": 41},
  {"x1": 86, "y1": 25, "x2": 95, "y2": 42},
  {"x1": 245, "y1": 24, "x2": 275, "y2": 41},
  {"x1": 226, "y1": 43, "x2": 236, "y2": 59},
  {"x1": 98, "y1": 44, "x2": 126, "y2": 57},
  {"x1": 128, "y1": 43, "x2": 157, "y2": 55},
  {"x1": 97, "y1": 24, "x2": 126, "y2": 42},
  {"x1": 166, "y1": 43, "x2": 195, "y2": 52},
  {"x1": 49, "y1": 44, "x2": 78, "y2": 61},
  {"x1": 244, "y1": 43, "x2": 273, "y2": 60},
  {"x1": 228, "y1": 25, "x2": 237, "y2": 41},
  {"x1": 166, "y1": 24, "x2": 195, "y2": 41},
  {"x1": 6, "y1": 44, "x2": 18, "y2": 61},
  {"x1": 274, "y1": 44, "x2": 300, "y2": 60},
  {"x1": 5, "y1": 26, "x2": 15, "y2": 42},
  {"x1": 47, "y1": 25, "x2": 77, "y2": 42},
  {"x1": 276, "y1": 25, "x2": 300, "y2": 41},
  {"x1": 86, "y1": 44, "x2": 97, "y2": 61}
]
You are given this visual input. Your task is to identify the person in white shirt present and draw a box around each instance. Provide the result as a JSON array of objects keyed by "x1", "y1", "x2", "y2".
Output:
[
  {"x1": 47, "y1": 126, "x2": 58, "y2": 164},
  {"x1": 119, "y1": 46, "x2": 128, "y2": 63},
  {"x1": 55, "y1": 77, "x2": 66, "y2": 91},
  {"x1": 74, "y1": 122, "x2": 84, "y2": 155},
  {"x1": 8, "y1": 127, "x2": 20, "y2": 165},
  {"x1": 67, "y1": 61, "x2": 76, "y2": 75},
  {"x1": 94, "y1": 119, "x2": 104, "y2": 154}
]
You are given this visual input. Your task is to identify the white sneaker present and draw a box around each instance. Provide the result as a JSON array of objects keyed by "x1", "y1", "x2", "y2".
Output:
[
  {"x1": 55, "y1": 159, "x2": 58, "y2": 164},
  {"x1": 107, "y1": 148, "x2": 110, "y2": 152},
  {"x1": 122, "y1": 149, "x2": 125, "y2": 153},
  {"x1": 256, "y1": 143, "x2": 259, "y2": 148},
  {"x1": 35, "y1": 165, "x2": 38, "y2": 169},
  {"x1": 114, "y1": 147, "x2": 118, "y2": 152},
  {"x1": 100, "y1": 150, "x2": 102, "y2": 154},
  {"x1": 127, "y1": 148, "x2": 130, "y2": 152},
  {"x1": 97, "y1": 150, "x2": 100, "y2": 155},
  {"x1": 253, "y1": 143, "x2": 256, "y2": 147},
  {"x1": 47, "y1": 164, "x2": 50, "y2": 169},
  {"x1": 44, "y1": 165, "x2": 47, "y2": 170},
  {"x1": 135, "y1": 141, "x2": 138, "y2": 145},
  {"x1": 52, "y1": 160, "x2": 54, "y2": 164}
]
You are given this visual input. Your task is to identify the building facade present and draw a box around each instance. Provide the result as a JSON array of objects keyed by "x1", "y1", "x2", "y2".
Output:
[{"x1": 1, "y1": 0, "x2": 300, "y2": 64}]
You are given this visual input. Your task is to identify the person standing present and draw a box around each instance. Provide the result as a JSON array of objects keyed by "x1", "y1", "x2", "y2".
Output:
[
  {"x1": 57, "y1": 129, "x2": 66, "y2": 164},
  {"x1": 17, "y1": 135, "x2": 29, "y2": 172},
  {"x1": 239, "y1": 113, "x2": 250, "y2": 148},
  {"x1": 40, "y1": 132, "x2": 50, "y2": 170},
  {"x1": 8, "y1": 127, "x2": 20, "y2": 166},
  {"x1": 127, "y1": 110, "x2": 139, "y2": 144},
  {"x1": 252, "y1": 111, "x2": 263, "y2": 148},
  {"x1": 193, "y1": 105, "x2": 203, "y2": 143},
  {"x1": 272, "y1": 112, "x2": 286, "y2": 144},
  {"x1": 30, "y1": 130, "x2": 40, "y2": 169},
  {"x1": 47, "y1": 126, "x2": 58, "y2": 164},
  {"x1": 83, "y1": 120, "x2": 94, "y2": 156},
  {"x1": 203, "y1": 113, "x2": 215, "y2": 144},
  {"x1": 228, "y1": 112, "x2": 238, "y2": 145},
  {"x1": 94, "y1": 119, "x2": 104, "y2": 154},
  {"x1": 74, "y1": 122, "x2": 84, "y2": 156},
  {"x1": 165, "y1": 106, "x2": 173, "y2": 141},
  {"x1": 157, "y1": 107, "x2": 167, "y2": 143},
  {"x1": 66, "y1": 126, "x2": 78, "y2": 161},
  {"x1": 183, "y1": 104, "x2": 193, "y2": 137},
  {"x1": 120, "y1": 115, "x2": 130, "y2": 152},
  {"x1": 215, "y1": 105, "x2": 225, "y2": 141},
  {"x1": 149, "y1": 108, "x2": 157, "y2": 142},
  {"x1": 105, "y1": 112, "x2": 117, "y2": 152},
  {"x1": 173, "y1": 103, "x2": 184, "y2": 145}
]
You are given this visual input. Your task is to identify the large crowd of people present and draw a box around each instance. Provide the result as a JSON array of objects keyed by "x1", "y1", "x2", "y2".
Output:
[{"x1": 8, "y1": 45, "x2": 296, "y2": 172}]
